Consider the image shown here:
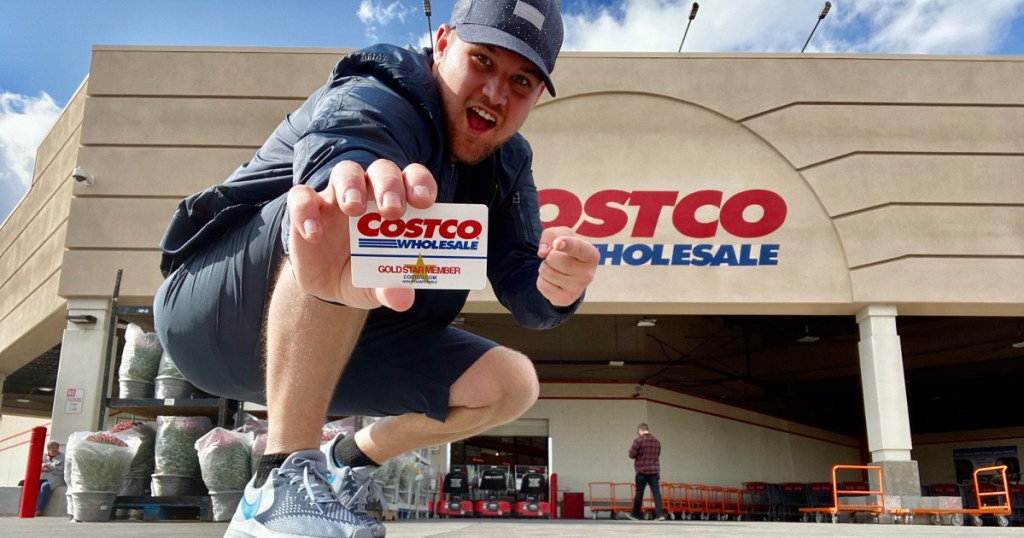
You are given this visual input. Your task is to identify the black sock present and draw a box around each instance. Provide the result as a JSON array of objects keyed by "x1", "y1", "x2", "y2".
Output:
[
  {"x1": 333, "y1": 435, "x2": 379, "y2": 468},
  {"x1": 254, "y1": 453, "x2": 288, "y2": 487}
]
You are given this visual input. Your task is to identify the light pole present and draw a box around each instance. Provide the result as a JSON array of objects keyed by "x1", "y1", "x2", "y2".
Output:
[
  {"x1": 801, "y1": 1, "x2": 831, "y2": 53},
  {"x1": 677, "y1": 2, "x2": 700, "y2": 53},
  {"x1": 424, "y1": 0, "x2": 434, "y2": 49}
]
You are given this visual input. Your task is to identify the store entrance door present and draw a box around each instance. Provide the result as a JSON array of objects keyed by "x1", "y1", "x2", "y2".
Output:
[{"x1": 450, "y1": 418, "x2": 549, "y2": 467}]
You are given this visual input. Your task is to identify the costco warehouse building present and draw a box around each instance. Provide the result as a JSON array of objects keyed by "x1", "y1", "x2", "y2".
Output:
[{"x1": 1, "y1": 46, "x2": 1023, "y2": 515}]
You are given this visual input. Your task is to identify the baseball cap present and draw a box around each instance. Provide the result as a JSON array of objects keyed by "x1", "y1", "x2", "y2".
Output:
[{"x1": 449, "y1": 0, "x2": 564, "y2": 96}]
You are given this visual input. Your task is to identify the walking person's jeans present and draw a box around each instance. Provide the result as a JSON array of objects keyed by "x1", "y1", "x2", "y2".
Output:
[{"x1": 631, "y1": 472, "x2": 664, "y2": 518}]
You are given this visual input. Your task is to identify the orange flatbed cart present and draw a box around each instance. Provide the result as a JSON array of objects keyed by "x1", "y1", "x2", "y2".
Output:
[
  {"x1": 891, "y1": 465, "x2": 1012, "y2": 527},
  {"x1": 798, "y1": 465, "x2": 887, "y2": 524},
  {"x1": 587, "y1": 482, "x2": 633, "y2": 519}
]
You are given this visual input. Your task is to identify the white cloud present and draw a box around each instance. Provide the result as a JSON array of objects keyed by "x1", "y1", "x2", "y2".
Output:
[
  {"x1": 358, "y1": 0, "x2": 417, "y2": 42},
  {"x1": 831, "y1": 0, "x2": 1024, "y2": 54},
  {"x1": 563, "y1": 0, "x2": 839, "y2": 53},
  {"x1": 418, "y1": 33, "x2": 433, "y2": 49},
  {"x1": 0, "y1": 92, "x2": 60, "y2": 219},
  {"x1": 561, "y1": 0, "x2": 1024, "y2": 54}
]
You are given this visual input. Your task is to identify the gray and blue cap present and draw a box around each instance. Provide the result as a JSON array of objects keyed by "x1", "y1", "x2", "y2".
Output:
[{"x1": 449, "y1": 0, "x2": 564, "y2": 96}]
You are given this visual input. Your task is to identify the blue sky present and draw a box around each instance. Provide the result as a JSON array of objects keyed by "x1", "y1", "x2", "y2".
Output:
[{"x1": 2, "y1": 0, "x2": 1024, "y2": 222}]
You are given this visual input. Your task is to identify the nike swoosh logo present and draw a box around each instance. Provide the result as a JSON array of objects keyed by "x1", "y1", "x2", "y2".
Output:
[{"x1": 240, "y1": 490, "x2": 261, "y2": 520}]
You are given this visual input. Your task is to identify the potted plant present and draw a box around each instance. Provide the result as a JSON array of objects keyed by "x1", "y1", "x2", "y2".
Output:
[
  {"x1": 67, "y1": 431, "x2": 139, "y2": 522},
  {"x1": 196, "y1": 428, "x2": 253, "y2": 521},
  {"x1": 109, "y1": 421, "x2": 156, "y2": 496},
  {"x1": 72, "y1": 432, "x2": 135, "y2": 492}
]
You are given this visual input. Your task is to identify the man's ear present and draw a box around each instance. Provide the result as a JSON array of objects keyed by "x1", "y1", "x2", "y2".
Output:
[{"x1": 434, "y1": 24, "x2": 453, "y2": 62}]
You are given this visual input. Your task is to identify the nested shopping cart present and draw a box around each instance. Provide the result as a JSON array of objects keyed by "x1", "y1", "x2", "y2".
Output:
[
  {"x1": 803, "y1": 481, "x2": 833, "y2": 520},
  {"x1": 657, "y1": 482, "x2": 678, "y2": 520},
  {"x1": 671, "y1": 483, "x2": 706, "y2": 520},
  {"x1": 743, "y1": 481, "x2": 776, "y2": 521},
  {"x1": 779, "y1": 482, "x2": 808, "y2": 521}
]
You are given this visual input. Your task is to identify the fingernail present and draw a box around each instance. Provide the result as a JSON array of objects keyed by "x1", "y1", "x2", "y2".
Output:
[
  {"x1": 303, "y1": 219, "x2": 320, "y2": 236},
  {"x1": 382, "y1": 192, "x2": 401, "y2": 210},
  {"x1": 344, "y1": 188, "x2": 362, "y2": 206},
  {"x1": 412, "y1": 185, "x2": 430, "y2": 199}
]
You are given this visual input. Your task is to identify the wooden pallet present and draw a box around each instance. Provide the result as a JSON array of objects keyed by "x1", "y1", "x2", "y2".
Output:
[{"x1": 113, "y1": 495, "x2": 211, "y2": 522}]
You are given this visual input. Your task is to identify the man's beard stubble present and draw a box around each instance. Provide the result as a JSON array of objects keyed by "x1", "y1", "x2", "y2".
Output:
[
  {"x1": 438, "y1": 79, "x2": 504, "y2": 165},
  {"x1": 446, "y1": 119, "x2": 500, "y2": 165}
]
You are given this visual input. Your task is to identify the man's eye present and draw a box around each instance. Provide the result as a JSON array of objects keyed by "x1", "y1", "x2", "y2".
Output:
[
  {"x1": 514, "y1": 75, "x2": 531, "y2": 87},
  {"x1": 475, "y1": 53, "x2": 492, "y2": 66}
]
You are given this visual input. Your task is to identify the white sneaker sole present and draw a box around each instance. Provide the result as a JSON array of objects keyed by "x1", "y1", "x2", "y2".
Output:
[{"x1": 225, "y1": 518, "x2": 374, "y2": 538}]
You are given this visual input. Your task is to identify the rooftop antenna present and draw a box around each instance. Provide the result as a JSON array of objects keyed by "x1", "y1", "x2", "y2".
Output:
[
  {"x1": 424, "y1": 0, "x2": 434, "y2": 49},
  {"x1": 677, "y1": 2, "x2": 700, "y2": 53},
  {"x1": 801, "y1": 1, "x2": 831, "y2": 53}
]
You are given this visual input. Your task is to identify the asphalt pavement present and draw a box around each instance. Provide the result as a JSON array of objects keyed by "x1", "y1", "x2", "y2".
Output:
[{"x1": 4, "y1": 517, "x2": 1024, "y2": 537}]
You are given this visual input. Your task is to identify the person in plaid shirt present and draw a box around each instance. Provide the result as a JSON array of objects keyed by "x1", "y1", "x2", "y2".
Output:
[{"x1": 627, "y1": 423, "x2": 666, "y2": 520}]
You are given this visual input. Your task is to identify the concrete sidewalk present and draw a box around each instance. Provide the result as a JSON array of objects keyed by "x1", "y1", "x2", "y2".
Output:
[{"x1": 3, "y1": 518, "x2": 1024, "y2": 537}]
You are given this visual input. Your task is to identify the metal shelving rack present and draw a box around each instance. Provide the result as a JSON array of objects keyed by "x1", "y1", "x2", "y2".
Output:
[{"x1": 97, "y1": 269, "x2": 237, "y2": 428}]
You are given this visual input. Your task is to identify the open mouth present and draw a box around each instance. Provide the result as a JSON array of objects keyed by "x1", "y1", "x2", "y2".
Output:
[{"x1": 466, "y1": 106, "x2": 497, "y2": 133}]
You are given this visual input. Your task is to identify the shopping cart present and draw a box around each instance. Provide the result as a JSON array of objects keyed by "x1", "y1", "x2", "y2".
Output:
[
  {"x1": 802, "y1": 482, "x2": 832, "y2": 522},
  {"x1": 1009, "y1": 484, "x2": 1024, "y2": 526},
  {"x1": 926, "y1": 483, "x2": 960, "y2": 497},
  {"x1": 779, "y1": 482, "x2": 808, "y2": 521},
  {"x1": 657, "y1": 482, "x2": 676, "y2": 520},
  {"x1": 673, "y1": 483, "x2": 706, "y2": 520},
  {"x1": 743, "y1": 482, "x2": 773, "y2": 521},
  {"x1": 721, "y1": 487, "x2": 745, "y2": 521}
]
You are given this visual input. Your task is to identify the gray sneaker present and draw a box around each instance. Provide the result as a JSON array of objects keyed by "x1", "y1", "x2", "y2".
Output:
[
  {"x1": 322, "y1": 435, "x2": 387, "y2": 538},
  {"x1": 334, "y1": 465, "x2": 386, "y2": 538},
  {"x1": 226, "y1": 450, "x2": 373, "y2": 538}
]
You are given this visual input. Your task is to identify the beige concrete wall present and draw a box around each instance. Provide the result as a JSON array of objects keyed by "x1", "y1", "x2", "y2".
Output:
[
  {"x1": 529, "y1": 383, "x2": 859, "y2": 498},
  {"x1": 57, "y1": 47, "x2": 348, "y2": 302},
  {"x1": 50, "y1": 46, "x2": 1024, "y2": 316},
  {"x1": 0, "y1": 82, "x2": 87, "y2": 383},
  {"x1": 0, "y1": 415, "x2": 51, "y2": 486}
]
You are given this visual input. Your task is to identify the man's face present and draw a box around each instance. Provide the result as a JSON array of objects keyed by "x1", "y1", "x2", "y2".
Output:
[
  {"x1": 433, "y1": 26, "x2": 546, "y2": 164},
  {"x1": 47, "y1": 445, "x2": 58, "y2": 456}
]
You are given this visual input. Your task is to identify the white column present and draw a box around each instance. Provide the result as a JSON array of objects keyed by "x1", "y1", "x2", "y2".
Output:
[
  {"x1": 856, "y1": 305, "x2": 912, "y2": 461},
  {"x1": 50, "y1": 299, "x2": 113, "y2": 443}
]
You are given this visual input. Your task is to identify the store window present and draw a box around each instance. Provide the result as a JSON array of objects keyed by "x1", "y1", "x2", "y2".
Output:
[{"x1": 450, "y1": 435, "x2": 548, "y2": 467}]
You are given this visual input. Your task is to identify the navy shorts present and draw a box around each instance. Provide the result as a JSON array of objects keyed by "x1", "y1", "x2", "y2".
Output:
[{"x1": 153, "y1": 195, "x2": 498, "y2": 422}]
